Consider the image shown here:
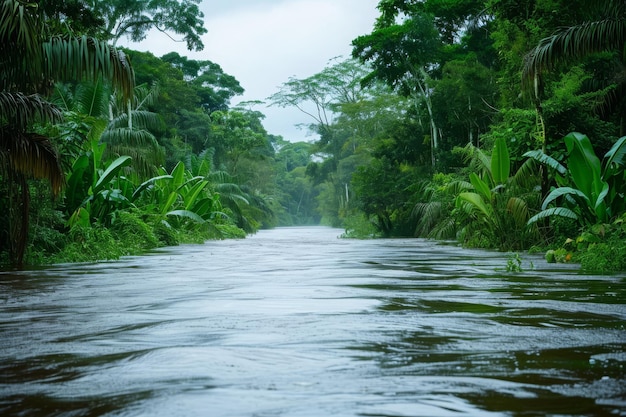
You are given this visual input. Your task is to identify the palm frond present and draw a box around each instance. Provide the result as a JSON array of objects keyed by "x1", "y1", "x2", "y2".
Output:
[
  {"x1": 191, "y1": 148, "x2": 216, "y2": 177},
  {"x1": 133, "y1": 83, "x2": 160, "y2": 109},
  {"x1": 105, "y1": 145, "x2": 163, "y2": 179},
  {"x1": 510, "y1": 158, "x2": 541, "y2": 190},
  {"x1": 412, "y1": 200, "x2": 442, "y2": 237},
  {"x1": 506, "y1": 197, "x2": 529, "y2": 226},
  {"x1": 109, "y1": 110, "x2": 163, "y2": 131},
  {"x1": 0, "y1": 0, "x2": 42, "y2": 91},
  {"x1": 429, "y1": 216, "x2": 457, "y2": 240},
  {"x1": 0, "y1": 92, "x2": 63, "y2": 129},
  {"x1": 101, "y1": 127, "x2": 159, "y2": 148},
  {"x1": 100, "y1": 127, "x2": 164, "y2": 178},
  {"x1": 523, "y1": 10, "x2": 626, "y2": 90},
  {"x1": 541, "y1": 186, "x2": 590, "y2": 210},
  {"x1": 445, "y1": 179, "x2": 472, "y2": 195},
  {"x1": 527, "y1": 207, "x2": 578, "y2": 225},
  {"x1": 42, "y1": 35, "x2": 135, "y2": 99},
  {"x1": 209, "y1": 170, "x2": 236, "y2": 185},
  {"x1": 74, "y1": 79, "x2": 110, "y2": 118},
  {"x1": 603, "y1": 135, "x2": 626, "y2": 179},
  {"x1": 460, "y1": 142, "x2": 491, "y2": 174},
  {"x1": 523, "y1": 149, "x2": 567, "y2": 175},
  {"x1": 0, "y1": 129, "x2": 63, "y2": 194}
]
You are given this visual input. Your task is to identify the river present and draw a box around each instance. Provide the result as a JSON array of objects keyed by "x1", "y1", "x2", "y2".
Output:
[{"x1": 1, "y1": 226, "x2": 625, "y2": 416}]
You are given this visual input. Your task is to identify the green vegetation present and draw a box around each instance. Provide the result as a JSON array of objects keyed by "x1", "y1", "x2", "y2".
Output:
[{"x1": 2, "y1": 0, "x2": 626, "y2": 274}]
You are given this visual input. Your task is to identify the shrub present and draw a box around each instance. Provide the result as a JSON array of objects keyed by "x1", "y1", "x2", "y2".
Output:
[
  {"x1": 110, "y1": 211, "x2": 159, "y2": 253},
  {"x1": 341, "y1": 212, "x2": 380, "y2": 239},
  {"x1": 578, "y1": 234, "x2": 626, "y2": 273},
  {"x1": 54, "y1": 225, "x2": 123, "y2": 263}
]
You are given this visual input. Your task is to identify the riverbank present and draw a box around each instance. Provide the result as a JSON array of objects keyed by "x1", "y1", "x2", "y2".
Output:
[{"x1": 11, "y1": 212, "x2": 247, "y2": 267}]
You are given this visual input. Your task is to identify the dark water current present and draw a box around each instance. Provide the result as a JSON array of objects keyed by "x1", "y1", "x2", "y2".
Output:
[{"x1": 1, "y1": 226, "x2": 625, "y2": 416}]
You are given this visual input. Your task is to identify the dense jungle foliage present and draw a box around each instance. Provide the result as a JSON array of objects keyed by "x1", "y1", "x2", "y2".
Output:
[{"x1": 1, "y1": 0, "x2": 625, "y2": 273}]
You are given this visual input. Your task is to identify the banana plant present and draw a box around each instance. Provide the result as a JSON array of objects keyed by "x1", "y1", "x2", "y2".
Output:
[
  {"x1": 526, "y1": 132, "x2": 626, "y2": 226},
  {"x1": 65, "y1": 136, "x2": 132, "y2": 227},
  {"x1": 132, "y1": 161, "x2": 223, "y2": 228},
  {"x1": 454, "y1": 136, "x2": 540, "y2": 249}
]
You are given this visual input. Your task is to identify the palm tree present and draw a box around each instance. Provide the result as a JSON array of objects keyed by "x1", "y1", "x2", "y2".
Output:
[
  {"x1": 102, "y1": 83, "x2": 165, "y2": 179},
  {"x1": 522, "y1": 1, "x2": 626, "y2": 129},
  {"x1": 53, "y1": 81, "x2": 165, "y2": 180},
  {"x1": 0, "y1": 0, "x2": 134, "y2": 265}
]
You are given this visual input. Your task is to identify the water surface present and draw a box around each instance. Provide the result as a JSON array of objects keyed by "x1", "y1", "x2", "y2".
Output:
[{"x1": 1, "y1": 226, "x2": 625, "y2": 416}]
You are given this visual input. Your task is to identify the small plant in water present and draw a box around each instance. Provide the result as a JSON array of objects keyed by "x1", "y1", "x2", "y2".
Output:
[
  {"x1": 506, "y1": 253, "x2": 523, "y2": 272},
  {"x1": 504, "y1": 253, "x2": 533, "y2": 272}
]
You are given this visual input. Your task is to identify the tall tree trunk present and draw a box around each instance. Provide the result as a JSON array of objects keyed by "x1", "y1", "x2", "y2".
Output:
[
  {"x1": 413, "y1": 69, "x2": 438, "y2": 170},
  {"x1": 7, "y1": 173, "x2": 30, "y2": 266},
  {"x1": 534, "y1": 75, "x2": 549, "y2": 199}
]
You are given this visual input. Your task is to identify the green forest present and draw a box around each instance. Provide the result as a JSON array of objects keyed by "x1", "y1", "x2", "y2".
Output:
[{"x1": 1, "y1": 0, "x2": 625, "y2": 272}]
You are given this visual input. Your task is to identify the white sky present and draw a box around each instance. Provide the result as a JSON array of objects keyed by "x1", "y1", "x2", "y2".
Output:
[{"x1": 124, "y1": 0, "x2": 380, "y2": 142}]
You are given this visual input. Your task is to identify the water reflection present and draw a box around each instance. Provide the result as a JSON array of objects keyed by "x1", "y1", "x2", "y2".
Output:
[{"x1": 1, "y1": 226, "x2": 625, "y2": 416}]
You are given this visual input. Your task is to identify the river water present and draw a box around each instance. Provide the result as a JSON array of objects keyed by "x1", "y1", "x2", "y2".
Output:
[{"x1": 1, "y1": 226, "x2": 625, "y2": 416}]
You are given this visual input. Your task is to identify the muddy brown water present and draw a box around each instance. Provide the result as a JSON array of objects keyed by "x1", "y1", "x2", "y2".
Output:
[{"x1": 1, "y1": 226, "x2": 625, "y2": 416}]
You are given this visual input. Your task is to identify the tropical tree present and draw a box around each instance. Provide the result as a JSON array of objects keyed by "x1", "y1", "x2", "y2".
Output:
[
  {"x1": 103, "y1": 83, "x2": 165, "y2": 179},
  {"x1": 84, "y1": 0, "x2": 207, "y2": 51},
  {"x1": 352, "y1": 9, "x2": 443, "y2": 168},
  {"x1": 352, "y1": 155, "x2": 418, "y2": 237},
  {"x1": 269, "y1": 59, "x2": 374, "y2": 226},
  {"x1": 208, "y1": 108, "x2": 269, "y2": 175},
  {"x1": 521, "y1": 0, "x2": 626, "y2": 146},
  {"x1": 161, "y1": 52, "x2": 244, "y2": 112},
  {"x1": 53, "y1": 81, "x2": 164, "y2": 180},
  {"x1": 0, "y1": 0, "x2": 134, "y2": 265}
]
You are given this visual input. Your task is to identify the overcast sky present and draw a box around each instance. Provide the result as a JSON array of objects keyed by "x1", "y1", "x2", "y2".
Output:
[{"x1": 125, "y1": 0, "x2": 380, "y2": 142}]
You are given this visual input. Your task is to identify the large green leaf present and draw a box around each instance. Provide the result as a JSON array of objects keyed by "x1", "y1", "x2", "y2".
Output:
[
  {"x1": 184, "y1": 180, "x2": 209, "y2": 210},
  {"x1": 166, "y1": 210, "x2": 206, "y2": 224},
  {"x1": 564, "y1": 132, "x2": 603, "y2": 201},
  {"x1": 523, "y1": 149, "x2": 567, "y2": 175},
  {"x1": 506, "y1": 197, "x2": 529, "y2": 226},
  {"x1": 170, "y1": 161, "x2": 186, "y2": 188},
  {"x1": 160, "y1": 191, "x2": 180, "y2": 215},
  {"x1": 541, "y1": 186, "x2": 590, "y2": 210},
  {"x1": 469, "y1": 172, "x2": 491, "y2": 202},
  {"x1": 491, "y1": 136, "x2": 510, "y2": 185},
  {"x1": 132, "y1": 174, "x2": 173, "y2": 201},
  {"x1": 527, "y1": 207, "x2": 578, "y2": 225},
  {"x1": 602, "y1": 135, "x2": 626, "y2": 179},
  {"x1": 192, "y1": 197, "x2": 217, "y2": 219},
  {"x1": 68, "y1": 206, "x2": 91, "y2": 228},
  {"x1": 456, "y1": 192, "x2": 491, "y2": 218},
  {"x1": 65, "y1": 154, "x2": 91, "y2": 212},
  {"x1": 93, "y1": 155, "x2": 132, "y2": 195}
]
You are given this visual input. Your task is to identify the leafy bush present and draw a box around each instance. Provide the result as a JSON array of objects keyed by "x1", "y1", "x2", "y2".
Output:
[
  {"x1": 110, "y1": 211, "x2": 160, "y2": 254},
  {"x1": 213, "y1": 223, "x2": 247, "y2": 239},
  {"x1": 545, "y1": 215, "x2": 626, "y2": 273},
  {"x1": 578, "y1": 239, "x2": 626, "y2": 273},
  {"x1": 153, "y1": 222, "x2": 179, "y2": 247},
  {"x1": 341, "y1": 212, "x2": 380, "y2": 239},
  {"x1": 53, "y1": 225, "x2": 124, "y2": 263}
]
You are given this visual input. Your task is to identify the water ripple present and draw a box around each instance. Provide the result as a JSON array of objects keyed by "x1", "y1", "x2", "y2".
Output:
[{"x1": 1, "y1": 227, "x2": 625, "y2": 416}]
